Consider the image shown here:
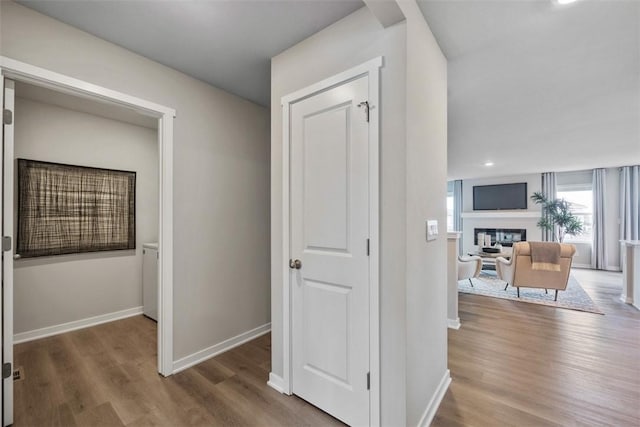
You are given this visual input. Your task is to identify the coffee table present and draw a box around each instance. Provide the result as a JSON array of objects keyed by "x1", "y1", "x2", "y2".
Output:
[{"x1": 468, "y1": 250, "x2": 511, "y2": 271}]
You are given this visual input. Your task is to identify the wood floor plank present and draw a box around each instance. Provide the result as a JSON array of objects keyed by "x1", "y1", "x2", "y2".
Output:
[
  {"x1": 73, "y1": 402, "x2": 125, "y2": 427},
  {"x1": 45, "y1": 334, "x2": 107, "y2": 415},
  {"x1": 433, "y1": 268, "x2": 640, "y2": 427},
  {"x1": 14, "y1": 269, "x2": 637, "y2": 426}
]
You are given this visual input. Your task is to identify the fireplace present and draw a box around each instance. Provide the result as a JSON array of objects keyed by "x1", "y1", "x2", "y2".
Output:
[{"x1": 474, "y1": 228, "x2": 526, "y2": 247}]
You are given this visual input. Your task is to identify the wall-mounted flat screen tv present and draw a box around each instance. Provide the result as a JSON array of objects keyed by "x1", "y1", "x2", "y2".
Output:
[{"x1": 473, "y1": 182, "x2": 527, "y2": 210}]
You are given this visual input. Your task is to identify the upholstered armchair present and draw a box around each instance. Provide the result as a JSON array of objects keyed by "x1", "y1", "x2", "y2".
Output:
[
  {"x1": 457, "y1": 255, "x2": 483, "y2": 286},
  {"x1": 496, "y1": 241, "x2": 576, "y2": 300}
]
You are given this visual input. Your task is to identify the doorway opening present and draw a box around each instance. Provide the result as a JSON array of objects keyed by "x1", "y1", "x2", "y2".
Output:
[{"x1": 1, "y1": 57, "x2": 175, "y2": 426}]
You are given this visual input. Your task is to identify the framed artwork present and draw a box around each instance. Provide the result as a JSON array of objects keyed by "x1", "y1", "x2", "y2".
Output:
[{"x1": 17, "y1": 159, "x2": 136, "y2": 258}]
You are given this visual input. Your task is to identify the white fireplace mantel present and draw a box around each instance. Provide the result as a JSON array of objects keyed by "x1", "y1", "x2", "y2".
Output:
[{"x1": 461, "y1": 211, "x2": 540, "y2": 219}]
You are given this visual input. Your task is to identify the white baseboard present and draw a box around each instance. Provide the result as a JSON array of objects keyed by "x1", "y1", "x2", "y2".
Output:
[
  {"x1": 620, "y1": 295, "x2": 633, "y2": 304},
  {"x1": 447, "y1": 318, "x2": 461, "y2": 330},
  {"x1": 172, "y1": 323, "x2": 271, "y2": 374},
  {"x1": 267, "y1": 372, "x2": 286, "y2": 394},
  {"x1": 572, "y1": 263, "x2": 592, "y2": 269},
  {"x1": 417, "y1": 369, "x2": 451, "y2": 427},
  {"x1": 14, "y1": 306, "x2": 143, "y2": 344}
]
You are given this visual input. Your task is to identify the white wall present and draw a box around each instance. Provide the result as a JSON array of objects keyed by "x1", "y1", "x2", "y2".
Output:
[
  {"x1": 271, "y1": 2, "x2": 448, "y2": 424},
  {"x1": 461, "y1": 173, "x2": 542, "y2": 254},
  {"x1": 1, "y1": 1, "x2": 270, "y2": 361},
  {"x1": 399, "y1": 1, "x2": 449, "y2": 425},
  {"x1": 13, "y1": 96, "x2": 157, "y2": 333},
  {"x1": 271, "y1": 7, "x2": 408, "y2": 425}
]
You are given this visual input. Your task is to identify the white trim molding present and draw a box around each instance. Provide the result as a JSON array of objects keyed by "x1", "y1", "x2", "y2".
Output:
[
  {"x1": 267, "y1": 373, "x2": 286, "y2": 394},
  {"x1": 280, "y1": 56, "x2": 383, "y2": 426},
  {"x1": 461, "y1": 211, "x2": 540, "y2": 219},
  {"x1": 172, "y1": 323, "x2": 271, "y2": 374},
  {"x1": 14, "y1": 306, "x2": 143, "y2": 344},
  {"x1": 0, "y1": 57, "x2": 175, "y2": 117},
  {"x1": 620, "y1": 295, "x2": 633, "y2": 304},
  {"x1": 572, "y1": 263, "x2": 591, "y2": 269},
  {"x1": 417, "y1": 369, "x2": 452, "y2": 427},
  {"x1": 447, "y1": 318, "x2": 461, "y2": 330},
  {"x1": 1, "y1": 55, "x2": 176, "y2": 377}
]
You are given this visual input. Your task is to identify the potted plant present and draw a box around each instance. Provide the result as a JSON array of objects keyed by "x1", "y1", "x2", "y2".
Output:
[{"x1": 531, "y1": 192, "x2": 583, "y2": 243}]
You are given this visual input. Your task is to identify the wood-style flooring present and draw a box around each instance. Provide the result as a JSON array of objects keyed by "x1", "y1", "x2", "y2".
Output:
[
  {"x1": 14, "y1": 317, "x2": 342, "y2": 427},
  {"x1": 14, "y1": 269, "x2": 639, "y2": 426},
  {"x1": 433, "y1": 268, "x2": 640, "y2": 426}
]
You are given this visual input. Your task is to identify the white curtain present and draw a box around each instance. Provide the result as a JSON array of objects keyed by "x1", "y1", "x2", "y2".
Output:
[
  {"x1": 591, "y1": 169, "x2": 607, "y2": 269},
  {"x1": 541, "y1": 172, "x2": 557, "y2": 241},
  {"x1": 453, "y1": 180, "x2": 463, "y2": 254},
  {"x1": 620, "y1": 165, "x2": 640, "y2": 241}
]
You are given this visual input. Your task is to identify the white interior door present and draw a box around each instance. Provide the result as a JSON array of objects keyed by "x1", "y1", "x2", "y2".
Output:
[
  {"x1": 290, "y1": 75, "x2": 370, "y2": 426},
  {"x1": 1, "y1": 78, "x2": 15, "y2": 427}
]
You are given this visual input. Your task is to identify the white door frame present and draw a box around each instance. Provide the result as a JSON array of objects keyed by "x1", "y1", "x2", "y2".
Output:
[
  {"x1": 1, "y1": 78, "x2": 15, "y2": 427},
  {"x1": 0, "y1": 56, "x2": 176, "y2": 377},
  {"x1": 280, "y1": 56, "x2": 382, "y2": 426}
]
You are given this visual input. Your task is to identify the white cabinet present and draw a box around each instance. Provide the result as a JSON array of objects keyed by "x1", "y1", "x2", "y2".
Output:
[{"x1": 143, "y1": 243, "x2": 159, "y2": 321}]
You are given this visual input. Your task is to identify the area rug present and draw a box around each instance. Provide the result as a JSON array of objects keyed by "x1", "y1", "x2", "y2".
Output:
[{"x1": 459, "y1": 271, "x2": 603, "y2": 314}]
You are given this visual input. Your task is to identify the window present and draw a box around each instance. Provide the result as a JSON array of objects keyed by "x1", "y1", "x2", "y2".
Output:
[
  {"x1": 446, "y1": 181, "x2": 454, "y2": 232},
  {"x1": 557, "y1": 186, "x2": 593, "y2": 243}
]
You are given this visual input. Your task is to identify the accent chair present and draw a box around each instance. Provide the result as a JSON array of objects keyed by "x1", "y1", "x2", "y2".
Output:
[
  {"x1": 496, "y1": 241, "x2": 577, "y2": 300},
  {"x1": 457, "y1": 255, "x2": 483, "y2": 286}
]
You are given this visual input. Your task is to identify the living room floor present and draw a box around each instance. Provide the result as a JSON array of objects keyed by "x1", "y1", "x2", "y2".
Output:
[{"x1": 433, "y1": 268, "x2": 640, "y2": 426}]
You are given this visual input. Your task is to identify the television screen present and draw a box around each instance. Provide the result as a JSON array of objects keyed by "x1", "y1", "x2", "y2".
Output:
[{"x1": 473, "y1": 183, "x2": 527, "y2": 210}]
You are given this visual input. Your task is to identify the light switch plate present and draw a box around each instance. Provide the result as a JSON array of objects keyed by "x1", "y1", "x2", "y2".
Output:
[{"x1": 426, "y1": 220, "x2": 438, "y2": 241}]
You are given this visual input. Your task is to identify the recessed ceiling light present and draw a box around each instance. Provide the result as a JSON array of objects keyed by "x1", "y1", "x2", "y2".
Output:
[
  {"x1": 484, "y1": 161, "x2": 494, "y2": 167},
  {"x1": 555, "y1": 0, "x2": 579, "y2": 5}
]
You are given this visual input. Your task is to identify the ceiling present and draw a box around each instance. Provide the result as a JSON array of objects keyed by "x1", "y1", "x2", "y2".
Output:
[
  {"x1": 17, "y1": 0, "x2": 364, "y2": 106},
  {"x1": 16, "y1": 0, "x2": 640, "y2": 179},
  {"x1": 417, "y1": 0, "x2": 640, "y2": 179}
]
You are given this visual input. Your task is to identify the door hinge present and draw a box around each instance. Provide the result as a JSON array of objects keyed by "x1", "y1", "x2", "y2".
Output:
[
  {"x1": 2, "y1": 236, "x2": 11, "y2": 252},
  {"x1": 3, "y1": 109, "x2": 12, "y2": 125},
  {"x1": 366, "y1": 238, "x2": 370, "y2": 256},
  {"x1": 366, "y1": 372, "x2": 370, "y2": 390},
  {"x1": 2, "y1": 363, "x2": 11, "y2": 379},
  {"x1": 357, "y1": 101, "x2": 370, "y2": 122}
]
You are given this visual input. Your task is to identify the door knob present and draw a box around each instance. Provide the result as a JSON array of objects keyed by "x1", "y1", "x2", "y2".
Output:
[{"x1": 289, "y1": 259, "x2": 302, "y2": 269}]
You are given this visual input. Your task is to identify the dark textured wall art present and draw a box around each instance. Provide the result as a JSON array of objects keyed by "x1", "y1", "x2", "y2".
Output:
[{"x1": 17, "y1": 159, "x2": 136, "y2": 258}]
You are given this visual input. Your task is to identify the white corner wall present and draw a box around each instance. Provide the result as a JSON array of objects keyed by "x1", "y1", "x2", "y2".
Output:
[
  {"x1": 13, "y1": 96, "x2": 157, "y2": 334},
  {"x1": 271, "y1": 1, "x2": 449, "y2": 424},
  {"x1": 398, "y1": 1, "x2": 449, "y2": 425},
  {"x1": 1, "y1": 1, "x2": 270, "y2": 361},
  {"x1": 271, "y1": 6, "x2": 409, "y2": 425}
]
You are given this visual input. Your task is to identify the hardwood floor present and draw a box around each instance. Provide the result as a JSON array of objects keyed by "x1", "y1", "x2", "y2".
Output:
[
  {"x1": 15, "y1": 269, "x2": 639, "y2": 426},
  {"x1": 433, "y1": 268, "x2": 640, "y2": 426},
  {"x1": 14, "y1": 317, "x2": 342, "y2": 427}
]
